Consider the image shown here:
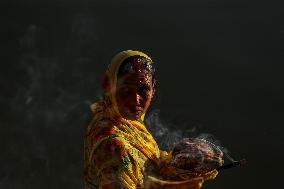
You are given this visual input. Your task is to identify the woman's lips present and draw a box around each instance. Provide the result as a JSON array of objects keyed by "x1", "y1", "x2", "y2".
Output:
[{"x1": 124, "y1": 107, "x2": 143, "y2": 114}]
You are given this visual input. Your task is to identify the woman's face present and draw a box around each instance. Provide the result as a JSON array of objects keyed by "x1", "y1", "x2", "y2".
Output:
[{"x1": 115, "y1": 72, "x2": 155, "y2": 121}]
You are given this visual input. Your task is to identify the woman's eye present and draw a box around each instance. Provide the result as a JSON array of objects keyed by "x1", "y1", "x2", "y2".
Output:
[{"x1": 139, "y1": 86, "x2": 149, "y2": 95}]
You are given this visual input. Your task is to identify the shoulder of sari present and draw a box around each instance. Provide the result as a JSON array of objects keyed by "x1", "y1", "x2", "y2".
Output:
[{"x1": 87, "y1": 134, "x2": 140, "y2": 189}]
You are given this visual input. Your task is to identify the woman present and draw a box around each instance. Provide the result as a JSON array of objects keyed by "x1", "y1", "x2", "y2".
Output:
[{"x1": 84, "y1": 50, "x2": 218, "y2": 189}]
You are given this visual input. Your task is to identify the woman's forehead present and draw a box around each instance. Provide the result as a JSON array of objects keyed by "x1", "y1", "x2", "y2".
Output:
[{"x1": 117, "y1": 73, "x2": 152, "y2": 85}]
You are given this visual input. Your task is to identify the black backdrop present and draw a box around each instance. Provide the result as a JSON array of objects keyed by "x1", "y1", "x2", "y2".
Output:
[{"x1": 1, "y1": 0, "x2": 283, "y2": 188}]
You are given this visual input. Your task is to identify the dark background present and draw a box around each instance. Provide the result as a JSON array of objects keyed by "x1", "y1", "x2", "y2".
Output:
[{"x1": 1, "y1": 0, "x2": 283, "y2": 188}]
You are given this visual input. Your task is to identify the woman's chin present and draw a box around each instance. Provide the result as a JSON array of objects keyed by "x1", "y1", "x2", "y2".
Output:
[{"x1": 122, "y1": 112, "x2": 142, "y2": 121}]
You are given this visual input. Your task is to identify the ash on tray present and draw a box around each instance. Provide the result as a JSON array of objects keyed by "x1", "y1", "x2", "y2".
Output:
[{"x1": 170, "y1": 138, "x2": 224, "y2": 173}]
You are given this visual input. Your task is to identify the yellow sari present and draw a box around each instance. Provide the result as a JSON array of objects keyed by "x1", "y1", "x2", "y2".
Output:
[{"x1": 84, "y1": 50, "x2": 218, "y2": 189}]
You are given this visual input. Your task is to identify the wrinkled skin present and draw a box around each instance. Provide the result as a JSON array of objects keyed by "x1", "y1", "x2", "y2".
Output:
[{"x1": 115, "y1": 72, "x2": 155, "y2": 121}]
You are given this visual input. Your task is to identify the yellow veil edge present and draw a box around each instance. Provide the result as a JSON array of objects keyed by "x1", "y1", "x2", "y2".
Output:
[{"x1": 106, "y1": 50, "x2": 153, "y2": 121}]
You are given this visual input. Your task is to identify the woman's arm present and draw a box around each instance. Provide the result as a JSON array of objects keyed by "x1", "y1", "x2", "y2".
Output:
[
  {"x1": 92, "y1": 136, "x2": 138, "y2": 189},
  {"x1": 85, "y1": 117, "x2": 139, "y2": 189}
]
